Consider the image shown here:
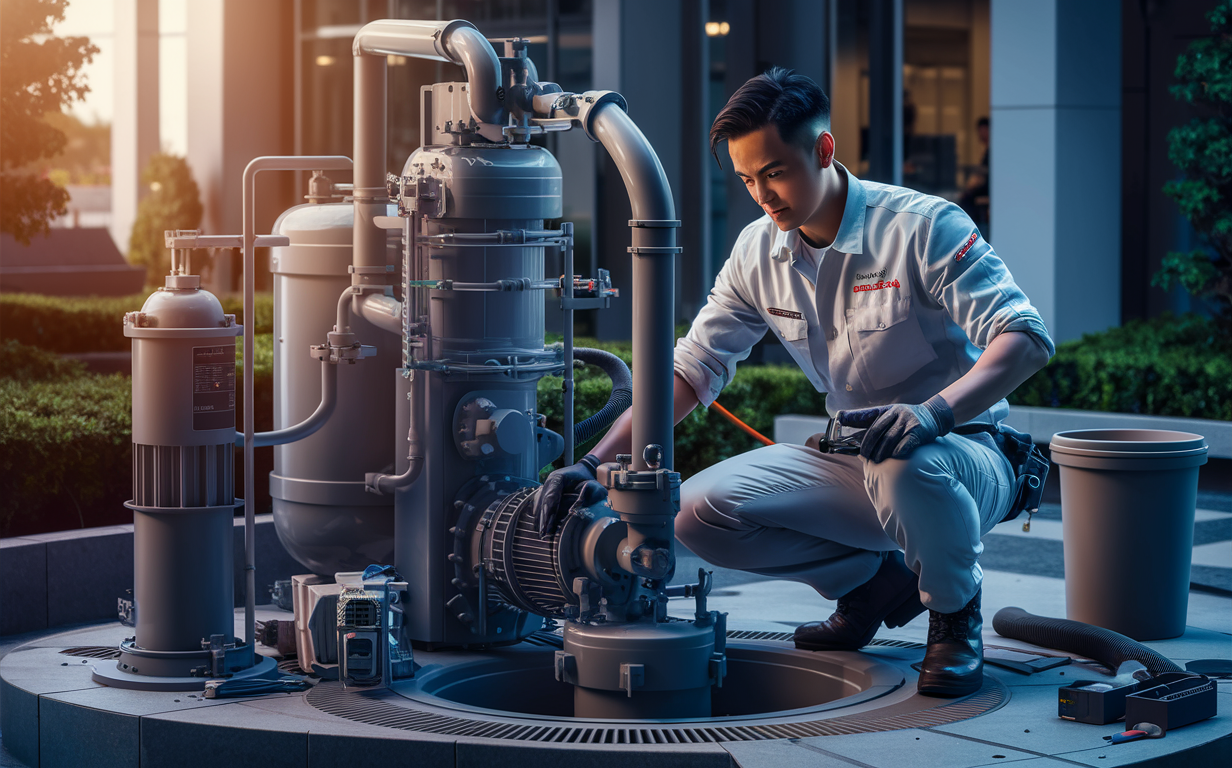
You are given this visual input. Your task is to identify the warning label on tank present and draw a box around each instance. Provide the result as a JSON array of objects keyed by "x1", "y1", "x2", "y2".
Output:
[{"x1": 193, "y1": 345, "x2": 235, "y2": 431}]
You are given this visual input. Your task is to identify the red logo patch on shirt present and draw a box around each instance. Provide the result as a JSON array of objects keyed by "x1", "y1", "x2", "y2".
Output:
[
  {"x1": 954, "y1": 231, "x2": 979, "y2": 261},
  {"x1": 766, "y1": 307, "x2": 804, "y2": 320}
]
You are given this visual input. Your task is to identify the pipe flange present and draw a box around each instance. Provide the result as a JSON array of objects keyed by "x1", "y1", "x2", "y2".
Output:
[{"x1": 576, "y1": 90, "x2": 629, "y2": 142}]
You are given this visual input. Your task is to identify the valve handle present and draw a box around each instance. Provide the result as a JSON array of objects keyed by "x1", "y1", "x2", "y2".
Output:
[{"x1": 643, "y1": 444, "x2": 663, "y2": 470}]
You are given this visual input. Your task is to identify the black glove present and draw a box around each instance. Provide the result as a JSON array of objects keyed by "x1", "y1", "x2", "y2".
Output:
[
  {"x1": 838, "y1": 394, "x2": 955, "y2": 463},
  {"x1": 534, "y1": 454, "x2": 606, "y2": 538}
]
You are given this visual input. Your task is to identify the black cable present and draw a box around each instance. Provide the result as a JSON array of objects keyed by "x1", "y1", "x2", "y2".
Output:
[{"x1": 571, "y1": 347, "x2": 632, "y2": 446}]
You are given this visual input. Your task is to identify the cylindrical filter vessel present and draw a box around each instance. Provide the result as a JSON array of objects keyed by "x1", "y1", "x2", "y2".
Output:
[
  {"x1": 396, "y1": 143, "x2": 564, "y2": 646},
  {"x1": 117, "y1": 275, "x2": 244, "y2": 679},
  {"x1": 269, "y1": 202, "x2": 402, "y2": 574},
  {"x1": 1051, "y1": 429, "x2": 1209, "y2": 640}
]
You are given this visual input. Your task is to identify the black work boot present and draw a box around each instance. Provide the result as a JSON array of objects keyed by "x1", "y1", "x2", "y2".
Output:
[
  {"x1": 794, "y1": 551, "x2": 926, "y2": 651},
  {"x1": 917, "y1": 589, "x2": 984, "y2": 697}
]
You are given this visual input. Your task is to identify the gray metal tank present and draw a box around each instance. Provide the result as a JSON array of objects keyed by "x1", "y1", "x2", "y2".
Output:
[
  {"x1": 396, "y1": 143, "x2": 564, "y2": 646},
  {"x1": 269, "y1": 201, "x2": 402, "y2": 574},
  {"x1": 99, "y1": 273, "x2": 273, "y2": 688}
]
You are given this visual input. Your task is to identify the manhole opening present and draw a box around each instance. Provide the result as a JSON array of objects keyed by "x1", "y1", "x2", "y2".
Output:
[{"x1": 415, "y1": 645, "x2": 885, "y2": 718}]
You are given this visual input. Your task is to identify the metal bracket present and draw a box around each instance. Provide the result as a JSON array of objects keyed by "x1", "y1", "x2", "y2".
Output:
[
  {"x1": 164, "y1": 229, "x2": 289, "y2": 250},
  {"x1": 554, "y1": 650, "x2": 578, "y2": 684},
  {"x1": 626, "y1": 246, "x2": 682, "y2": 256},
  {"x1": 620, "y1": 663, "x2": 645, "y2": 697},
  {"x1": 398, "y1": 175, "x2": 445, "y2": 218}
]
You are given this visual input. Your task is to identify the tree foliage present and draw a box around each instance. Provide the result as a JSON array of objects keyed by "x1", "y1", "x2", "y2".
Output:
[
  {"x1": 0, "y1": 0, "x2": 98, "y2": 244},
  {"x1": 1155, "y1": 0, "x2": 1232, "y2": 339},
  {"x1": 128, "y1": 153, "x2": 205, "y2": 284}
]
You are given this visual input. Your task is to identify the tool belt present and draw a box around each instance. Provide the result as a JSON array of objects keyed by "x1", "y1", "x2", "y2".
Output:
[{"x1": 953, "y1": 422, "x2": 1049, "y2": 527}]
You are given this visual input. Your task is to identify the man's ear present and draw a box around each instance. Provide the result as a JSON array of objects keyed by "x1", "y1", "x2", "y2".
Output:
[{"x1": 816, "y1": 132, "x2": 836, "y2": 169}]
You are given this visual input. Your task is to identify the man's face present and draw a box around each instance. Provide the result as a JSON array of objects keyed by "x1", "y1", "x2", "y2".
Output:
[{"x1": 728, "y1": 124, "x2": 828, "y2": 232}]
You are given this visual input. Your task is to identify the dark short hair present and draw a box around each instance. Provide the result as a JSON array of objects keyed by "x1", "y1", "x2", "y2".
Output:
[
  {"x1": 976, "y1": 116, "x2": 990, "y2": 129},
  {"x1": 709, "y1": 67, "x2": 831, "y2": 165}
]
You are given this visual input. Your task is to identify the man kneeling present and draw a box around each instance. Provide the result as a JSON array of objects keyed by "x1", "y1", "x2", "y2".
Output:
[{"x1": 534, "y1": 69, "x2": 1053, "y2": 698}]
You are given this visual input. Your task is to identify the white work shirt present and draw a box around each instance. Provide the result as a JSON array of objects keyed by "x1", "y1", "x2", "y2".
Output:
[{"x1": 674, "y1": 164, "x2": 1055, "y2": 425}]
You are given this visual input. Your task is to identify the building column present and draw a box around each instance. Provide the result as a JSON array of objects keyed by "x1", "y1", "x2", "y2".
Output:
[
  {"x1": 866, "y1": 0, "x2": 903, "y2": 186},
  {"x1": 187, "y1": 0, "x2": 294, "y2": 293},
  {"x1": 592, "y1": 0, "x2": 684, "y2": 339},
  {"x1": 111, "y1": 0, "x2": 159, "y2": 256},
  {"x1": 990, "y1": 0, "x2": 1121, "y2": 343}
]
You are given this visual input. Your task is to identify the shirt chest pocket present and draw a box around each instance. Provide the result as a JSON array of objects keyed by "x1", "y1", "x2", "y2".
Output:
[
  {"x1": 769, "y1": 315, "x2": 808, "y2": 343},
  {"x1": 845, "y1": 297, "x2": 937, "y2": 391}
]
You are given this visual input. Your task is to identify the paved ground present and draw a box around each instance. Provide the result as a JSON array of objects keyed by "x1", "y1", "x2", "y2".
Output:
[{"x1": 3, "y1": 486, "x2": 1228, "y2": 766}]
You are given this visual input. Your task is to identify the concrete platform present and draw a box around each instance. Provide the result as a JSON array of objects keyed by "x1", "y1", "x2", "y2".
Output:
[{"x1": 3, "y1": 565, "x2": 1229, "y2": 768}]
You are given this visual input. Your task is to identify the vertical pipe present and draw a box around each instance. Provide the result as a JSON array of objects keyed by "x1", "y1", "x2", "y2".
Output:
[
  {"x1": 590, "y1": 105, "x2": 677, "y2": 472},
  {"x1": 562, "y1": 222, "x2": 575, "y2": 465},
  {"x1": 354, "y1": 53, "x2": 388, "y2": 275},
  {"x1": 241, "y1": 155, "x2": 351, "y2": 654},
  {"x1": 546, "y1": 0, "x2": 560, "y2": 156},
  {"x1": 242, "y1": 173, "x2": 256, "y2": 651}
]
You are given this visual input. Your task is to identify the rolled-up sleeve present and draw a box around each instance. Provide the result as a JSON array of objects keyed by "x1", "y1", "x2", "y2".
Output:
[
  {"x1": 674, "y1": 232, "x2": 769, "y2": 407},
  {"x1": 919, "y1": 203, "x2": 1055, "y2": 359}
]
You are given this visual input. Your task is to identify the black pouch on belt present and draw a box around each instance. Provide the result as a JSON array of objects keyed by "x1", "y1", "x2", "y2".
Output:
[{"x1": 953, "y1": 423, "x2": 1049, "y2": 530}]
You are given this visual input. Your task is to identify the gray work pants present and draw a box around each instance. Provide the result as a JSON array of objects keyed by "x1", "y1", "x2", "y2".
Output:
[{"x1": 675, "y1": 433, "x2": 1017, "y2": 614}]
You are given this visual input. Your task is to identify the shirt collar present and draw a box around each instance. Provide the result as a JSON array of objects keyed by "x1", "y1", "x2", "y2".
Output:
[{"x1": 770, "y1": 162, "x2": 867, "y2": 262}]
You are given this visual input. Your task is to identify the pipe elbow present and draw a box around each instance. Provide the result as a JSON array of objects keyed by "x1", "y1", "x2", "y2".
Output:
[
  {"x1": 355, "y1": 292, "x2": 403, "y2": 336},
  {"x1": 590, "y1": 103, "x2": 675, "y2": 221},
  {"x1": 441, "y1": 25, "x2": 504, "y2": 124}
]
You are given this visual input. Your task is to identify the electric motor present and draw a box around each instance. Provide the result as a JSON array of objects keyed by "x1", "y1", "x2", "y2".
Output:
[{"x1": 452, "y1": 482, "x2": 637, "y2": 621}]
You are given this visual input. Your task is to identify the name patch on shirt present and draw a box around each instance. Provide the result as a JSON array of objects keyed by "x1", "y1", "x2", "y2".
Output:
[
  {"x1": 954, "y1": 231, "x2": 979, "y2": 261},
  {"x1": 766, "y1": 307, "x2": 804, "y2": 320},
  {"x1": 852, "y1": 279, "x2": 901, "y2": 294}
]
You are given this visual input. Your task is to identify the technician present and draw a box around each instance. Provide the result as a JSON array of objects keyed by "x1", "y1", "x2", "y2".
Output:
[{"x1": 535, "y1": 68, "x2": 1054, "y2": 698}]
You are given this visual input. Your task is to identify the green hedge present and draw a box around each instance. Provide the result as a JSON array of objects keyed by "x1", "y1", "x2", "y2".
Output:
[
  {"x1": 0, "y1": 338, "x2": 275, "y2": 536},
  {"x1": 1009, "y1": 314, "x2": 1232, "y2": 421},
  {"x1": 3, "y1": 312, "x2": 1227, "y2": 537},
  {"x1": 536, "y1": 339, "x2": 827, "y2": 479},
  {"x1": 0, "y1": 292, "x2": 275, "y2": 353}
]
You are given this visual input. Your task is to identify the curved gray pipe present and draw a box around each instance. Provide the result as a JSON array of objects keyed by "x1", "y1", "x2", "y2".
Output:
[
  {"x1": 440, "y1": 25, "x2": 504, "y2": 124},
  {"x1": 367, "y1": 374, "x2": 424, "y2": 495},
  {"x1": 590, "y1": 103, "x2": 677, "y2": 471},
  {"x1": 356, "y1": 293, "x2": 403, "y2": 335},
  {"x1": 573, "y1": 347, "x2": 633, "y2": 447},
  {"x1": 352, "y1": 19, "x2": 502, "y2": 125},
  {"x1": 235, "y1": 359, "x2": 337, "y2": 448},
  {"x1": 351, "y1": 19, "x2": 504, "y2": 273}
]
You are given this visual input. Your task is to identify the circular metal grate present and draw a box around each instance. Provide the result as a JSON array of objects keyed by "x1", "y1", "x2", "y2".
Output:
[
  {"x1": 60, "y1": 646, "x2": 122, "y2": 660},
  {"x1": 305, "y1": 634, "x2": 1004, "y2": 743}
]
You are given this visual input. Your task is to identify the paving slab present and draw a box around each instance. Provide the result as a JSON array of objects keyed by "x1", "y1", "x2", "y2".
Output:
[
  {"x1": 722, "y1": 738, "x2": 858, "y2": 767},
  {"x1": 805, "y1": 727, "x2": 1040, "y2": 767},
  {"x1": 1051, "y1": 694, "x2": 1231, "y2": 767},
  {"x1": 930, "y1": 683, "x2": 1229, "y2": 759},
  {"x1": 0, "y1": 646, "x2": 104, "y2": 695}
]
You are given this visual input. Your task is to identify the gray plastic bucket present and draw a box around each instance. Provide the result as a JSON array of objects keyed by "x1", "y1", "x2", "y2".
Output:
[{"x1": 1050, "y1": 429, "x2": 1208, "y2": 640}]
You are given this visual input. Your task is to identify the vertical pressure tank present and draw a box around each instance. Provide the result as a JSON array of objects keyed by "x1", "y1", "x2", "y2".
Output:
[
  {"x1": 397, "y1": 143, "x2": 565, "y2": 645},
  {"x1": 268, "y1": 200, "x2": 402, "y2": 575},
  {"x1": 99, "y1": 272, "x2": 274, "y2": 688}
]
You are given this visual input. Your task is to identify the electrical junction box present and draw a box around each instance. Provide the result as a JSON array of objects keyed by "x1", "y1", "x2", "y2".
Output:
[{"x1": 336, "y1": 572, "x2": 415, "y2": 688}]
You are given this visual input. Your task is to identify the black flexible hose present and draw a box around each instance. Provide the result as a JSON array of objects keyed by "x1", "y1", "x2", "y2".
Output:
[
  {"x1": 992, "y1": 607, "x2": 1182, "y2": 675},
  {"x1": 571, "y1": 347, "x2": 633, "y2": 447}
]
